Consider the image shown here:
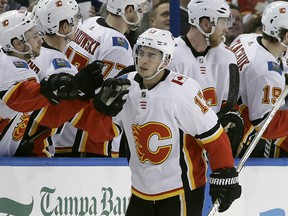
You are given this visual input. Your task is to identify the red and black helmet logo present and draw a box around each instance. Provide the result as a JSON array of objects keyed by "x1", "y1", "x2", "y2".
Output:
[
  {"x1": 279, "y1": 7, "x2": 286, "y2": 14},
  {"x1": 2, "y1": 19, "x2": 9, "y2": 27},
  {"x1": 55, "y1": 0, "x2": 63, "y2": 7}
]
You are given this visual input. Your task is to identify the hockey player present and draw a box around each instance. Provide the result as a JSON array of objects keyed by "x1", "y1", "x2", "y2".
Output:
[
  {"x1": 29, "y1": 0, "x2": 98, "y2": 156},
  {"x1": 29, "y1": 0, "x2": 81, "y2": 81},
  {"x1": 168, "y1": 0, "x2": 243, "y2": 156},
  {"x1": 0, "y1": 10, "x2": 129, "y2": 156},
  {"x1": 54, "y1": 0, "x2": 152, "y2": 157},
  {"x1": 114, "y1": 28, "x2": 241, "y2": 216},
  {"x1": 169, "y1": 0, "x2": 235, "y2": 113},
  {"x1": 230, "y1": 1, "x2": 288, "y2": 157}
]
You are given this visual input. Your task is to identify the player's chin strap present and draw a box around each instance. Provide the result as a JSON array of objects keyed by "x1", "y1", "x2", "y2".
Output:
[
  {"x1": 122, "y1": 13, "x2": 142, "y2": 30},
  {"x1": 140, "y1": 56, "x2": 171, "y2": 81},
  {"x1": 12, "y1": 42, "x2": 36, "y2": 60},
  {"x1": 56, "y1": 27, "x2": 76, "y2": 39},
  {"x1": 141, "y1": 63, "x2": 165, "y2": 81},
  {"x1": 195, "y1": 23, "x2": 215, "y2": 47}
]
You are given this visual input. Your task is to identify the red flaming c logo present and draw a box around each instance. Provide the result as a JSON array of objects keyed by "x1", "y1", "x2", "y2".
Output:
[
  {"x1": 12, "y1": 113, "x2": 30, "y2": 141},
  {"x1": 2, "y1": 19, "x2": 9, "y2": 27},
  {"x1": 279, "y1": 8, "x2": 286, "y2": 13},
  {"x1": 132, "y1": 122, "x2": 172, "y2": 164},
  {"x1": 55, "y1": 0, "x2": 63, "y2": 7}
]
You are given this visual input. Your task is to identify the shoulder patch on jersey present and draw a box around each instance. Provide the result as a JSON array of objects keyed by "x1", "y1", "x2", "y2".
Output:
[
  {"x1": 267, "y1": 61, "x2": 282, "y2": 75},
  {"x1": 171, "y1": 74, "x2": 188, "y2": 85},
  {"x1": 112, "y1": 37, "x2": 129, "y2": 50},
  {"x1": 52, "y1": 58, "x2": 72, "y2": 70},
  {"x1": 13, "y1": 61, "x2": 29, "y2": 69}
]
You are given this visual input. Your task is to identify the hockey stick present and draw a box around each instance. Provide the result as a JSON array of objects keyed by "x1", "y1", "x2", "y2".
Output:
[
  {"x1": 207, "y1": 84, "x2": 288, "y2": 216},
  {"x1": 217, "y1": 63, "x2": 240, "y2": 118},
  {"x1": 14, "y1": 126, "x2": 50, "y2": 156},
  {"x1": 21, "y1": 126, "x2": 50, "y2": 146},
  {"x1": 115, "y1": 65, "x2": 136, "y2": 78}
]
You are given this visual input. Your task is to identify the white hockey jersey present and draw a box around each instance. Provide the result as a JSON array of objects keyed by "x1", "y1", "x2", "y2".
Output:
[
  {"x1": 27, "y1": 42, "x2": 79, "y2": 156},
  {"x1": 55, "y1": 16, "x2": 134, "y2": 155},
  {"x1": 0, "y1": 53, "x2": 38, "y2": 156},
  {"x1": 114, "y1": 70, "x2": 234, "y2": 200},
  {"x1": 28, "y1": 43, "x2": 78, "y2": 80},
  {"x1": 168, "y1": 36, "x2": 237, "y2": 113},
  {"x1": 230, "y1": 34, "x2": 285, "y2": 123},
  {"x1": 0, "y1": 46, "x2": 114, "y2": 157},
  {"x1": 0, "y1": 53, "x2": 38, "y2": 119},
  {"x1": 64, "y1": 16, "x2": 133, "y2": 77}
]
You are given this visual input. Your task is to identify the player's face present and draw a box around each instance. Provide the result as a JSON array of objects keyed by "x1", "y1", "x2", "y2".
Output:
[
  {"x1": 150, "y1": 3, "x2": 170, "y2": 30},
  {"x1": 226, "y1": 9, "x2": 243, "y2": 39},
  {"x1": 210, "y1": 17, "x2": 230, "y2": 47},
  {"x1": 136, "y1": 46, "x2": 163, "y2": 79},
  {"x1": 25, "y1": 26, "x2": 43, "y2": 57}
]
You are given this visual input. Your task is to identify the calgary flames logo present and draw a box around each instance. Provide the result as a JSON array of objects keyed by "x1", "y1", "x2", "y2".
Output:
[
  {"x1": 2, "y1": 19, "x2": 9, "y2": 27},
  {"x1": 132, "y1": 122, "x2": 172, "y2": 164},
  {"x1": 55, "y1": 0, "x2": 63, "y2": 7},
  {"x1": 12, "y1": 113, "x2": 30, "y2": 141},
  {"x1": 279, "y1": 8, "x2": 286, "y2": 13}
]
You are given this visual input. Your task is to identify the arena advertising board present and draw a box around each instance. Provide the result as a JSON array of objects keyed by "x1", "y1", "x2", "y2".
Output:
[{"x1": 0, "y1": 158, "x2": 287, "y2": 216}]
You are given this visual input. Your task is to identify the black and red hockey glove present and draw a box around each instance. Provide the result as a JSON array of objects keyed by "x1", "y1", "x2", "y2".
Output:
[
  {"x1": 93, "y1": 78, "x2": 130, "y2": 116},
  {"x1": 209, "y1": 167, "x2": 242, "y2": 212},
  {"x1": 75, "y1": 60, "x2": 104, "y2": 100},
  {"x1": 40, "y1": 72, "x2": 78, "y2": 105},
  {"x1": 218, "y1": 110, "x2": 244, "y2": 157}
]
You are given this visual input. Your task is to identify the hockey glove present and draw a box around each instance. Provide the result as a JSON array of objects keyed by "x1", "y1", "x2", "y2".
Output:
[
  {"x1": 218, "y1": 110, "x2": 244, "y2": 157},
  {"x1": 40, "y1": 73, "x2": 78, "y2": 105},
  {"x1": 75, "y1": 60, "x2": 104, "y2": 100},
  {"x1": 209, "y1": 167, "x2": 242, "y2": 212},
  {"x1": 93, "y1": 78, "x2": 131, "y2": 116}
]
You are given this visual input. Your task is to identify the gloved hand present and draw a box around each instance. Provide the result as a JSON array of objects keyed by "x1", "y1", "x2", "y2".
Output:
[
  {"x1": 40, "y1": 72, "x2": 78, "y2": 105},
  {"x1": 75, "y1": 60, "x2": 104, "y2": 100},
  {"x1": 218, "y1": 110, "x2": 244, "y2": 157},
  {"x1": 209, "y1": 167, "x2": 242, "y2": 212},
  {"x1": 93, "y1": 78, "x2": 131, "y2": 116}
]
